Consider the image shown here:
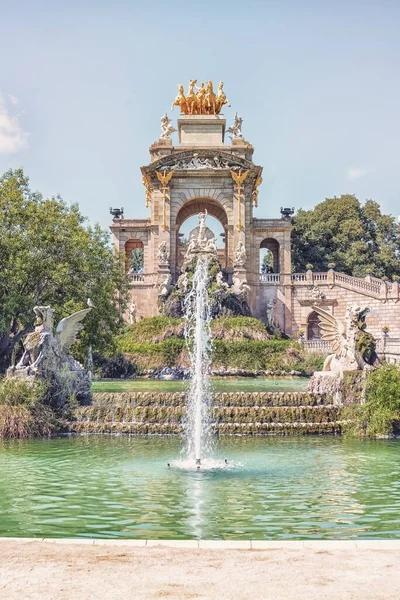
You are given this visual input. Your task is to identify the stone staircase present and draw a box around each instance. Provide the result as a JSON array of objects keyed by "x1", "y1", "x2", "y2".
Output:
[{"x1": 70, "y1": 391, "x2": 343, "y2": 436}]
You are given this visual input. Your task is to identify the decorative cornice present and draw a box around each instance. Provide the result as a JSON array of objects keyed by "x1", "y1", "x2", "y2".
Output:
[{"x1": 142, "y1": 150, "x2": 259, "y2": 177}]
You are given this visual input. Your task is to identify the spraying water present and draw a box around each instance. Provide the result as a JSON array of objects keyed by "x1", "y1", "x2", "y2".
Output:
[{"x1": 184, "y1": 257, "x2": 213, "y2": 464}]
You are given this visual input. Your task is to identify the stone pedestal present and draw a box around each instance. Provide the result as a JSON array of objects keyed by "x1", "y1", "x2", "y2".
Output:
[{"x1": 178, "y1": 114, "x2": 226, "y2": 146}]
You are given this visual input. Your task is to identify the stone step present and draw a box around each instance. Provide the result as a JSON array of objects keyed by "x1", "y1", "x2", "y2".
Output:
[
  {"x1": 91, "y1": 391, "x2": 332, "y2": 408},
  {"x1": 69, "y1": 421, "x2": 343, "y2": 436}
]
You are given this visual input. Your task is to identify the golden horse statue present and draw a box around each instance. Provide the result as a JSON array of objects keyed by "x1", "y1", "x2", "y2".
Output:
[
  {"x1": 216, "y1": 81, "x2": 231, "y2": 113},
  {"x1": 196, "y1": 82, "x2": 206, "y2": 114},
  {"x1": 171, "y1": 80, "x2": 230, "y2": 115},
  {"x1": 171, "y1": 84, "x2": 187, "y2": 113},
  {"x1": 185, "y1": 79, "x2": 198, "y2": 114}
]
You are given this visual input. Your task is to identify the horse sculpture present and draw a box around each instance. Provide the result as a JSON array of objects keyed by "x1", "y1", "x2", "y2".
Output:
[
  {"x1": 185, "y1": 79, "x2": 198, "y2": 114},
  {"x1": 216, "y1": 81, "x2": 231, "y2": 113},
  {"x1": 205, "y1": 81, "x2": 217, "y2": 114},
  {"x1": 171, "y1": 84, "x2": 187, "y2": 113}
]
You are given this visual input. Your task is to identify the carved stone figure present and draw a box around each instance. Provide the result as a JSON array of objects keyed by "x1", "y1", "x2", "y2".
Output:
[
  {"x1": 186, "y1": 233, "x2": 199, "y2": 256},
  {"x1": 231, "y1": 275, "x2": 251, "y2": 298},
  {"x1": 226, "y1": 113, "x2": 243, "y2": 139},
  {"x1": 234, "y1": 242, "x2": 247, "y2": 267},
  {"x1": 159, "y1": 273, "x2": 172, "y2": 298},
  {"x1": 205, "y1": 236, "x2": 217, "y2": 254},
  {"x1": 7, "y1": 305, "x2": 93, "y2": 406},
  {"x1": 310, "y1": 286, "x2": 325, "y2": 301},
  {"x1": 177, "y1": 272, "x2": 189, "y2": 293},
  {"x1": 157, "y1": 241, "x2": 170, "y2": 266},
  {"x1": 312, "y1": 304, "x2": 377, "y2": 372},
  {"x1": 155, "y1": 153, "x2": 245, "y2": 172},
  {"x1": 160, "y1": 113, "x2": 177, "y2": 139},
  {"x1": 216, "y1": 271, "x2": 228, "y2": 289},
  {"x1": 129, "y1": 300, "x2": 136, "y2": 325},
  {"x1": 198, "y1": 210, "x2": 208, "y2": 244},
  {"x1": 266, "y1": 298, "x2": 277, "y2": 327}
]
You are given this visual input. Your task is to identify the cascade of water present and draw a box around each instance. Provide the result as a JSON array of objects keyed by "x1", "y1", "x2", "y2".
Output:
[{"x1": 184, "y1": 256, "x2": 213, "y2": 463}]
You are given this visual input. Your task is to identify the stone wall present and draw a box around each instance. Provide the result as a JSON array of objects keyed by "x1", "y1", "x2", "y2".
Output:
[{"x1": 292, "y1": 275, "x2": 400, "y2": 341}]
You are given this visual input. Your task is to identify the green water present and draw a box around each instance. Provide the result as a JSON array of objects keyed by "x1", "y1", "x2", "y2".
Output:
[
  {"x1": 1, "y1": 436, "x2": 400, "y2": 540},
  {"x1": 92, "y1": 377, "x2": 309, "y2": 393}
]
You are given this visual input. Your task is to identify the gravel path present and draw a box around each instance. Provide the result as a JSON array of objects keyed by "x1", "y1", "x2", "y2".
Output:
[{"x1": 1, "y1": 539, "x2": 399, "y2": 599}]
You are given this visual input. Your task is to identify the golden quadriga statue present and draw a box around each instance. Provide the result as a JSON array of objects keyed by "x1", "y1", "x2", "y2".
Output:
[{"x1": 171, "y1": 80, "x2": 231, "y2": 115}]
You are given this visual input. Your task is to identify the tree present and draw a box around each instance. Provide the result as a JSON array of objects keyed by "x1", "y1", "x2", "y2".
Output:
[
  {"x1": 130, "y1": 248, "x2": 144, "y2": 273},
  {"x1": 0, "y1": 169, "x2": 131, "y2": 372},
  {"x1": 291, "y1": 195, "x2": 400, "y2": 278},
  {"x1": 261, "y1": 250, "x2": 274, "y2": 273}
]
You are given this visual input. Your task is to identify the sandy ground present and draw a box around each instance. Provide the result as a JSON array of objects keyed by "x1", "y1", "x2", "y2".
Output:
[{"x1": 1, "y1": 539, "x2": 400, "y2": 600}]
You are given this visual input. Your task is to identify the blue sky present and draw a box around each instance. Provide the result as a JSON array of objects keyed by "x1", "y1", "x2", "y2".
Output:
[{"x1": 1, "y1": 0, "x2": 400, "y2": 231}]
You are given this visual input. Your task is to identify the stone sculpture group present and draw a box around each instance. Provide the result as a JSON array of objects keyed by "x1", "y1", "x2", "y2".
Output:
[{"x1": 7, "y1": 304, "x2": 93, "y2": 406}]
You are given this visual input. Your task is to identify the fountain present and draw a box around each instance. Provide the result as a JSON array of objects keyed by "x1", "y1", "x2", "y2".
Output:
[{"x1": 184, "y1": 256, "x2": 213, "y2": 465}]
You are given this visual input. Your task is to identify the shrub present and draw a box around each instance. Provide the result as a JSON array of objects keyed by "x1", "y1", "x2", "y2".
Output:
[
  {"x1": 124, "y1": 317, "x2": 184, "y2": 343},
  {"x1": 0, "y1": 378, "x2": 58, "y2": 438},
  {"x1": 100, "y1": 353, "x2": 137, "y2": 379},
  {"x1": 343, "y1": 364, "x2": 400, "y2": 437},
  {"x1": 0, "y1": 377, "x2": 45, "y2": 406},
  {"x1": 211, "y1": 317, "x2": 269, "y2": 341}
]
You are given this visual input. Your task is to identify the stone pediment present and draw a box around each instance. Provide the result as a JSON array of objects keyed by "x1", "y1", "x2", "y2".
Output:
[{"x1": 142, "y1": 150, "x2": 258, "y2": 176}]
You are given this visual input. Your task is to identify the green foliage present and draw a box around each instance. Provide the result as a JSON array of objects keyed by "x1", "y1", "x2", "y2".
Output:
[
  {"x1": 0, "y1": 378, "x2": 59, "y2": 438},
  {"x1": 356, "y1": 331, "x2": 377, "y2": 365},
  {"x1": 115, "y1": 316, "x2": 324, "y2": 373},
  {"x1": 211, "y1": 317, "x2": 269, "y2": 341},
  {"x1": 343, "y1": 364, "x2": 400, "y2": 437},
  {"x1": 124, "y1": 317, "x2": 184, "y2": 343},
  {"x1": 0, "y1": 168, "x2": 131, "y2": 371},
  {"x1": 291, "y1": 195, "x2": 400, "y2": 278},
  {"x1": 130, "y1": 248, "x2": 144, "y2": 273},
  {"x1": 97, "y1": 353, "x2": 137, "y2": 379},
  {"x1": 0, "y1": 377, "x2": 45, "y2": 406},
  {"x1": 118, "y1": 338, "x2": 186, "y2": 369},
  {"x1": 213, "y1": 340, "x2": 306, "y2": 371}
]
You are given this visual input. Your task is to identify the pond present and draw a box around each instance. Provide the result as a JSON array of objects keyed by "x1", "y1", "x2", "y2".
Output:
[
  {"x1": 92, "y1": 376, "x2": 309, "y2": 393},
  {"x1": 1, "y1": 436, "x2": 399, "y2": 540}
]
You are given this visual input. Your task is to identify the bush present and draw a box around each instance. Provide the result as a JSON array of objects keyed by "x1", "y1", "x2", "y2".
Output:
[
  {"x1": 0, "y1": 378, "x2": 58, "y2": 438},
  {"x1": 211, "y1": 317, "x2": 269, "y2": 341},
  {"x1": 99, "y1": 353, "x2": 137, "y2": 379},
  {"x1": 343, "y1": 364, "x2": 400, "y2": 437},
  {"x1": 124, "y1": 317, "x2": 184, "y2": 343},
  {"x1": 0, "y1": 377, "x2": 45, "y2": 406}
]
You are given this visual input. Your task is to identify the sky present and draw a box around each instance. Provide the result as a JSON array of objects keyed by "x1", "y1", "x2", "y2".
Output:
[{"x1": 1, "y1": 0, "x2": 400, "y2": 233}]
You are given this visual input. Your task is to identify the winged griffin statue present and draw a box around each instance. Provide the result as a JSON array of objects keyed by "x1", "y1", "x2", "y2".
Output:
[
  {"x1": 8, "y1": 304, "x2": 93, "y2": 406},
  {"x1": 311, "y1": 304, "x2": 379, "y2": 372}
]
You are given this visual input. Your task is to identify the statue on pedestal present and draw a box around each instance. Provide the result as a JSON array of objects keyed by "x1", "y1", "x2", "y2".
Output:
[
  {"x1": 7, "y1": 304, "x2": 93, "y2": 406},
  {"x1": 159, "y1": 273, "x2": 172, "y2": 298},
  {"x1": 157, "y1": 241, "x2": 170, "y2": 266},
  {"x1": 266, "y1": 298, "x2": 277, "y2": 328},
  {"x1": 129, "y1": 300, "x2": 136, "y2": 325},
  {"x1": 234, "y1": 242, "x2": 247, "y2": 267},
  {"x1": 227, "y1": 113, "x2": 243, "y2": 139},
  {"x1": 160, "y1": 113, "x2": 177, "y2": 139},
  {"x1": 312, "y1": 304, "x2": 379, "y2": 372}
]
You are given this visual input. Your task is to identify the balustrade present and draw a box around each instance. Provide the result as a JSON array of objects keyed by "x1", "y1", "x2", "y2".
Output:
[{"x1": 260, "y1": 273, "x2": 281, "y2": 284}]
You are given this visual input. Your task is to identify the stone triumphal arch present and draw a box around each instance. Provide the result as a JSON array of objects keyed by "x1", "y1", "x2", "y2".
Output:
[
  {"x1": 111, "y1": 80, "x2": 400, "y2": 350},
  {"x1": 110, "y1": 81, "x2": 293, "y2": 330}
]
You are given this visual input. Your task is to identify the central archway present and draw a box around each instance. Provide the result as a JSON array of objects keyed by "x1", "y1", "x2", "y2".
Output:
[{"x1": 175, "y1": 198, "x2": 229, "y2": 271}]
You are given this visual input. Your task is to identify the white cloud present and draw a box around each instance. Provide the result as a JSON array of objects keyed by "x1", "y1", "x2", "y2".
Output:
[
  {"x1": 0, "y1": 94, "x2": 29, "y2": 153},
  {"x1": 347, "y1": 167, "x2": 368, "y2": 180},
  {"x1": 8, "y1": 94, "x2": 19, "y2": 106}
]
